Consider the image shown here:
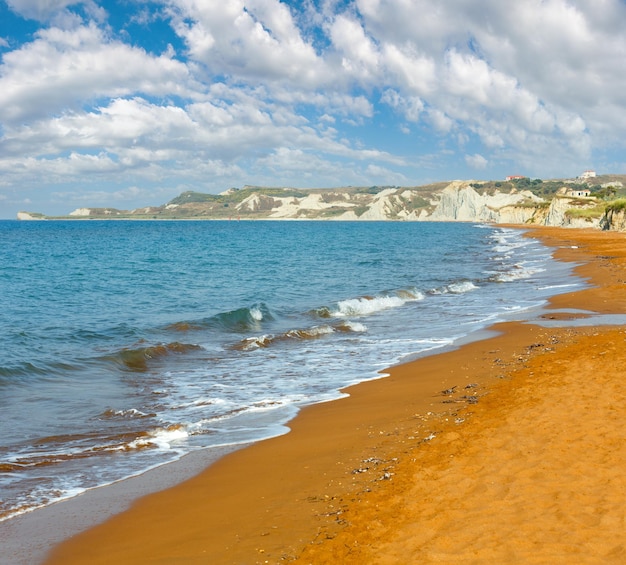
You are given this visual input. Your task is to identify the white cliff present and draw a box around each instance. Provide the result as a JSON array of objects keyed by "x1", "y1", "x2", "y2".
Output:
[
  {"x1": 69, "y1": 208, "x2": 92, "y2": 216},
  {"x1": 428, "y1": 182, "x2": 543, "y2": 222},
  {"x1": 16, "y1": 212, "x2": 45, "y2": 220},
  {"x1": 542, "y1": 195, "x2": 601, "y2": 228}
]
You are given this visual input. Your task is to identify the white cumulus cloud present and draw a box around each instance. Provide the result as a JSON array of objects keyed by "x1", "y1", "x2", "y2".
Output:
[{"x1": 465, "y1": 153, "x2": 488, "y2": 170}]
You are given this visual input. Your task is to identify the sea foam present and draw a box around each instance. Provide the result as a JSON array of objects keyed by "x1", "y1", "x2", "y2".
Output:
[{"x1": 333, "y1": 292, "x2": 422, "y2": 317}]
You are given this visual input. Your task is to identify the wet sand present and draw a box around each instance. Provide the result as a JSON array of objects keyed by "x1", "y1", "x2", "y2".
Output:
[{"x1": 31, "y1": 227, "x2": 626, "y2": 563}]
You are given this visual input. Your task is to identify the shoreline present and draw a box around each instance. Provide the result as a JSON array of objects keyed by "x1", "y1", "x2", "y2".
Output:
[
  {"x1": 5, "y1": 226, "x2": 626, "y2": 563},
  {"x1": 0, "y1": 443, "x2": 248, "y2": 565},
  {"x1": 0, "y1": 323, "x2": 514, "y2": 565}
]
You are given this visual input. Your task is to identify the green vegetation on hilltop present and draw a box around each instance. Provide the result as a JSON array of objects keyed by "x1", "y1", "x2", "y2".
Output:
[
  {"x1": 168, "y1": 191, "x2": 221, "y2": 205},
  {"x1": 470, "y1": 175, "x2": 626, "y2": 201},
  {"x1": 471, "y1": 177, "x2": 577, "y2": 197},
  {"x1": 168, "y1": 187, "x2": 308, "y2": 207},
  {"x1": 356, "y1": 185, "x2": 398, "y2": 194}
]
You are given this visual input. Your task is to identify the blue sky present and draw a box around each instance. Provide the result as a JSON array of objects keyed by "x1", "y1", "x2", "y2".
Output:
[{"x1": 1, "y1": 0, "x2": 625, "y2": 218}]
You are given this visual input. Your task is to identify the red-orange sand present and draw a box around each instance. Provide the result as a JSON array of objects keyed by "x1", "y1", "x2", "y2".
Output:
[{"x1": 44, "y1": 226, "x2": 626, "y2": 564}]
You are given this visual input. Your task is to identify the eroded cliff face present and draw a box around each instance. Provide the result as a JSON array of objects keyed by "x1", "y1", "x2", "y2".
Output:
[
  {"x1": 600, "y1": 209, "x2": 626, "y2": 231},
  {"x1": 258, "y1": 182, "x2": 551, "y2": 223},
  {"x1": 542, "y1": 196, "x2": 601, "y2": 229},
  {"x1": 426, "y1": 182, "x2": 543, "y2": 223},
  {"x1": 424, "y1": 183, "x2": 602, "y2": 228},
  {"x1": 16, "y1": 212, "x2": 44, "y2": 220}
]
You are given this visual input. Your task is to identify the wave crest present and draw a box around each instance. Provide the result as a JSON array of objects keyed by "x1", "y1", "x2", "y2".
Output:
[
  {"x1": 125, "y1": 424, "x2": 188, "y2": 451},
  {"x1": 447, "y1": 281, "x2": 478, "y2": 294},
  {"x1": 428, "y1": 280, "x2": 478, "y2": 295},
  {"x1": 3, "y1": 424, "x2": 190, "y2": 476},
  {"x1": 108, "y1": 342, "x2": 202, "y2": 372},
  {"x1": 233, "y1": 320, "x2": 368, "y2": 351},
  {"x1": 99, "y1": 408, "x2": 155, "y2": 420},
  {"x1": 312, "y1": 287, "x2": 423, "y2": 320},
  {"x1": 166, "y1": 303, "x2": 272, "y2": 333},
  {"x1": 490, "y1": 263, "x2": 544, "y2": 282}
]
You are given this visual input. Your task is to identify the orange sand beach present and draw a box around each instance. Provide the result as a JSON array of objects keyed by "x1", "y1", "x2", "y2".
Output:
[{"x1": 11, "y1": 227, "x2": 626, "y2": 563}]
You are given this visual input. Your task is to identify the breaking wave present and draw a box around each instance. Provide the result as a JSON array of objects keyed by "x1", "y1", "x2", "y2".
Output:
[
  {"x1": 490, "y1": 263, "x2": 545, "y2": 282},
  {"x1": 234, "y1": 320, "x2": 369, "y2": 351},
  {"x1": 334, "y1": 295, "x2": 406, "y2": 316},
  {"x1": 447, "y1": 281, "x2": 479, "y2": 293},
  {"x1": 428, "y1": 280, "x2": 479, "y2": 295},
  {"x1": 166, "y1": 303, "x2": 272, "y2": 333},
  {"x1": 99, "y1": 408, "x2": 155, "y2": 420},
  {"x1": 314, "y1": 288, "x2": 425, "y2": 319},
  {"x1": 106, "y1": 342, "x2": 202, "y2": 372},
  {"x1": 1, "y1": 424, "x2": 189, "y2": 474}
]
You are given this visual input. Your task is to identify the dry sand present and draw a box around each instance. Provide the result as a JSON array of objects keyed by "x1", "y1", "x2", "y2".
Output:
[{"x1": 39, "y1": 226, "x2": 626, "y2": 564}]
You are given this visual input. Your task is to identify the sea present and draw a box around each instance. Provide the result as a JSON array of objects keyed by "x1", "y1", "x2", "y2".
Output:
[{"x1": 0, "y1": 219, "x2": 582, "y2": 523}]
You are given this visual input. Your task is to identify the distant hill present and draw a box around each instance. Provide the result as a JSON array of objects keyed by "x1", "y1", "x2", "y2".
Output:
[{"x1": 17, "y1": 176, "x2": 626, "y2": 230}]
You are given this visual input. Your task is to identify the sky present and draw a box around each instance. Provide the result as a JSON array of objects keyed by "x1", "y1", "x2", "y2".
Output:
[{"x1": 1, "y1": 0, "x2": 625, "y2": 218}]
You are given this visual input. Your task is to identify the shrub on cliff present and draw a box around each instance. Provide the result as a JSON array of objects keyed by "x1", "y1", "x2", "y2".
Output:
[{"x1": 604, "y1": 199, "x2": 626, "y2": 213}]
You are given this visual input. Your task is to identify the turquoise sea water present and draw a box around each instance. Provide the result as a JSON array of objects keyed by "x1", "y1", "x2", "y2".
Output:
[{"x1": 0, "y1": 220, "x2": 581, "y2": 521}]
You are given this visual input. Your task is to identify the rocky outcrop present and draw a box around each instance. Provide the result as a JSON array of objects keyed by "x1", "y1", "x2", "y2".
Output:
[
  {"x1": 427, "y1": 182, "x2": 543, "y2": 223},
  {"x1": 268, "y1": 193, "x2": 352, "y2": 218},
  {"x1": 600, "y1": 208, "x2": 626, "y2": 231},
  {"x1": 542, "y1": 196, "x2": 600, "y2": 228},
  {"x1": 237, "y1": 194, "x2": 279, "y2": 213},
  {"x1": 69, "y1": 208, "x2": 92, "y2": 216},
  {"x1": 426, "y1": 186, "x2": 601, "y2": 229},
  {"x1": 16, "y1": 211, "x2": 45, "y2": 220},
  {"x1": 335, "y1": 189, "x2": 416, "y2": 220}
]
